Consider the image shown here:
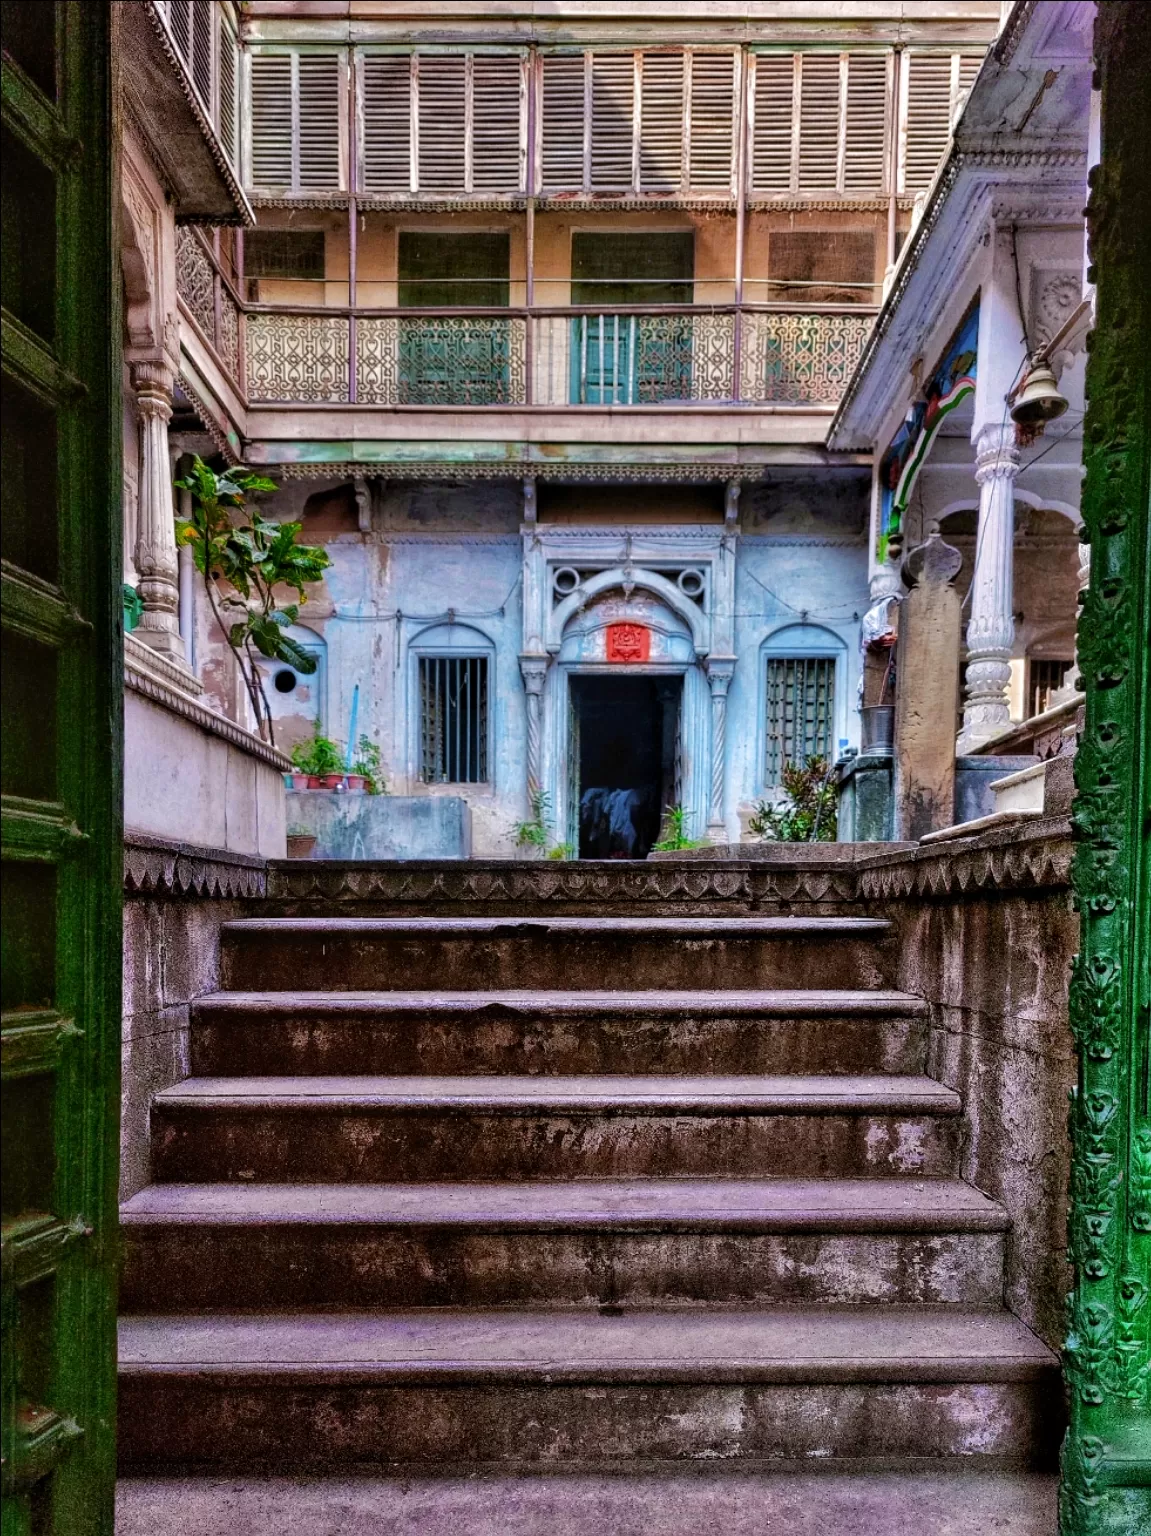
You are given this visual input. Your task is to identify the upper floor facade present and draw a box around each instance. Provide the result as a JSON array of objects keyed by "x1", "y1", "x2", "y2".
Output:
[{"x1": 166, "y1": 0, "x2": 1004, "y2": 471}]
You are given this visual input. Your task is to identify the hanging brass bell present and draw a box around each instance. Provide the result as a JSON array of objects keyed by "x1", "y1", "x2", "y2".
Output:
[{"x1": 1011, "y1": 362, "x2": 1069, "y2": 428}]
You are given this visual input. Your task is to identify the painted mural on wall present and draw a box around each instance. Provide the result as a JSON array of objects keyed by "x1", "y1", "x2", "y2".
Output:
[{"x1": 878, "y1": 300, "x2": 979, "y2": 560}]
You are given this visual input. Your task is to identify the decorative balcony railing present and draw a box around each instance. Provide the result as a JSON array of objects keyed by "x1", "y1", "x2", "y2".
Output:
[
  {"x1": 176, "y1": 227, "x2": 244, "y2": 390},
  {"x1": 238, "y1": 306, "x2": 874, "y2": 409}
]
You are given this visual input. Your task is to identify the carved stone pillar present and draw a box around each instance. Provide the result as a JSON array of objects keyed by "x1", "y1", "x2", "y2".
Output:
[
  {"x1": 958, "y1": 423, "x2": 1020, "y2": 751},
  {"x1": 131, "y1": 361, "x2": 184, "y2": 659},
  {"x1": 706, "y1": 658, "x2": 735, "y2": 841},
  {"x1": 520, "y1": 655, "x2": 548, "y2": 796}
]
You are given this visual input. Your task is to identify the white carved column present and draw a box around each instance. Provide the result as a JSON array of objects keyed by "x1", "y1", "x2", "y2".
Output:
[
  {"x1": 520, "y1": 656, "x2": 549, "y2": 796},
  {"x1": 706, "y1": 658, "x2": 735, "y2": 841},
  {"x1": 958, "y1": 422, "x2": 1020, "y2": 751},
  {"x1": 131, "y1": 361, "x2": 184, "y2": 659}
]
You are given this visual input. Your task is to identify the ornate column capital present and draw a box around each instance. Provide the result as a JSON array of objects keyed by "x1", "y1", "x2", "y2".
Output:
[
  {"x1": 705, "y1": 656, "x2": 736, "y2": 695},
  {"x1": 973, "y1": 421, "x2": 1021, "y2": 482},
  {"x1": 130, "y1": 358, "x2": 175, "y2": 410},
  {"x1": 519, "y1": 655, "x2": 549, "y2": 694}
]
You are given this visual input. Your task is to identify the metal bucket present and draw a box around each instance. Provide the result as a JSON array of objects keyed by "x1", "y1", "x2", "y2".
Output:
[{"x1": 861, "y1": 705, "x2": 895, "y2": 755}]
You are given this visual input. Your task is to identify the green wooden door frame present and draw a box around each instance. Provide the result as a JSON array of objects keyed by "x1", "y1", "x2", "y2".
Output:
[
  {"x1": 1, "y1": 4, "x2": 122, "y2": 1534},
  {"x1": 1061, "y1": 4, "x2": 1151, "y2": 1531}
]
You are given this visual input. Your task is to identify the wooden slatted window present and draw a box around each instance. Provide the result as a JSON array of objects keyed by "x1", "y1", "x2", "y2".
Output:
[
  {"x1": 843, "y1": 52, "x2": 889, "y2": 194},
  {"x1": 161, "y1": 0, "x2": 241, "y2": 170},
  {"x1": 249, "y1": 51, "x2": 343, "y2": 192},
  {"x1": 752, "y1": 51, "x2": 893, "y2": 196},
  {"x1": 540, "y1": 53, "x2": 586, "y2": 191},
  {"x1": 751, "y1": 53, "x2": 795, "y2": 193},
  {"x1": 901, "y1": 50, "x2": 984, "y2": 192},
  {"x1": 357, "y1": 51, "x2": 524, "y2": 195},
  {"x1": 688, "y1": 52, "x2": 737, "y2": 191},
  {"x1": 639, "y1": 52, "x2": 684, "y2": 190},
  {"x1": 473, "y1": 53, "x2": 524, "y2": 190},
  {"x1": 219, "y1": 17, "x2": 238, "y2": 167},
  {"x1": 360, "y1": 54, "x2": 412, "y2": 192},
  {"x1": 169, "y1": 0, "x2": 191, "y2": 62},
  {"x1": 765, "y1": 657, "x2": 835, "y2": 787},
  {"x1": 590, "y1": 52, "x2": 635, "y2": 190},
  {"x1": 797, "y1": 53, "x2": 842, "y2": 190},
  {"x1": 190, "y1": 0, "x2": 213, "y2": 107},
  {"x1": 418, "y1": 54, "x2": 468, "y2": 191}
]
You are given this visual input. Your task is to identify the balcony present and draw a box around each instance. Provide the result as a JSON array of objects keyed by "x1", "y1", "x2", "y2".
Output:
[{"x1": 240, "y1": 306, "x2": 873, "y2": 410}]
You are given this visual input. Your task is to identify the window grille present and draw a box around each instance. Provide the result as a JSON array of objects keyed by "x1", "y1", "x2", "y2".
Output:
[
  {"x1": 244, "y1": 230, "x2": 326, "y2": 280},
  {"x1": 764, "y1": 656, "x2": 835, "y2": 787},
  {"x1": 1028, "y1": 658, "x2": 1072, "y2": 719},
  {"x1": 419, "y1": 656, "x2": 489, "y2": 783}
]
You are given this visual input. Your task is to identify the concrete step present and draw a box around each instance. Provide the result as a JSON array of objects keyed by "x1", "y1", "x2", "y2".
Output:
[
  {"x1": 116, "y1": 1468, "x2": 1061, "y2": 1536},
  {"x1": 190, "y1": 989, "x2": 930, "y2": 1078},
  {"x1": 151, "y1": 1075, "x2": 961, "y2": 1183},
  {"x1": 219, "y1": 917, "x2": 895, "y2": 993},
  {"x1": 117, "y1": 1306, "x2": 1060, "y2": 1469},
  {"x1": 120, "y1": 1177, "x2": 1008, "y2": 1311}
]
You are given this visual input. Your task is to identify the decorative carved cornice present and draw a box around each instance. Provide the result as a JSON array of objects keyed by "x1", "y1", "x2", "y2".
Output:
[
  {"x1": 124, "y1": 834, "x2": 267, "y2": 899},
  {"x1": 858, "y1": 820, "x2": 1072, "y2": 901},
  {"x1": 177, "y1": 370, "x2": 242, "y2": 465},
  {"x1": 275, "y1": 461, "x2": 768, "y2": 485}
]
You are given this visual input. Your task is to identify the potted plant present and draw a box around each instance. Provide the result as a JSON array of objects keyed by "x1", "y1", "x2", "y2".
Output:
[
  {"x1": 290, "y1": 731, "x2": 346, "y2": 789},
  {"x1": 749, "y1": 756, "x2": 838, "y2": 842},
  {"x1": 286, "y1": 826, "x2": 317, "y2": 859},
  {"x1": 285, "y1": 770, "x2": 309, "y2": 791},
  {"x1": 350, "y1": 736, "x2": 385, "y2": 795}
]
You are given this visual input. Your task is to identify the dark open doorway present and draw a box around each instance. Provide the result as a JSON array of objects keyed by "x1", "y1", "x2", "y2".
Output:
[{"x1": 572, "y1": 675, "x2": 681, "y2": 858}]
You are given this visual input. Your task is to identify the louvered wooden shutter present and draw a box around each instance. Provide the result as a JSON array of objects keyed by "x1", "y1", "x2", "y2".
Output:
[
  {"x1": 219, "y1": 20, "x2": 238, "y2": 166},
  {"x1": 687, "y1": 52, "x2": 736, "y2": 190},
  {"x1": 902, "y1": 50, "x2": 982, "y2": 192},
  {"x1": 540, "y1": 54, "x2": 586, "y2": 191},
  {"x1": 417, "y1": 54, "x2": 467, "y2": 191},
  {"x1": 843, "y1": 52, "x2": 888, "y2": 194},
  {"x1": 169, "y1": 0, "x2": 191, "y2": 63},
  {"x1": 360, "y1": 54, "x2": 412, "y2": 192},
  {"x1": 250, "y1": 52, "x2": 342, "y2": 192},
  {"x1": 472, "y1": 53, "x2": 523, "y2": 191},
  {"x1": 190, "y1": 0, "x2": 213, "y2": 108},
  {"x1": 797, "y1": 54, "x2": 841, "y2": 190},
  {"x1": 298, "y1": 54, "x2": 341, "y2": 189},
  {"x1": 751, "y1": 54, "x2": 795, "y2": 193},
  {"x1": 638, "y1": 52, "x2": 684, "y2": 190},
  {"x1": 250, "y1": 54, "x2": 293, "y2": 188},
  {"x1": 590, "y1": 52, "x2": 635, "y2": 190}
]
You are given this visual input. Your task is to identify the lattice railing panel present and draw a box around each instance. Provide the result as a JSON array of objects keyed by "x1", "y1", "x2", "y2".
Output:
[
  {"x1": 740, "y1": 310, "x2": 871, "y2": 405},
  {"x1": 175, "y1": 226, "x2": 216, "y2": 343},
  {"x1": 689, "y1": 311, "x2": 736, "y2": 400},
  {"x1": 218, "y1": 285, "x2": 241, "y2": 384},
  {"x1": 246, "y1": 312, "x2": 350, "y2": 402},
  {"x1": 357, "y1": 316, "x2": 526, "y2": 406}
]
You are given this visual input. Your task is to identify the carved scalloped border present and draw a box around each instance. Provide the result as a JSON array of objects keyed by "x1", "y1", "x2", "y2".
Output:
[
  {"x1": 858, "y1": 832, "x2": 1072, "y2": 901},
  {"x1": 124, "y1": 836, "x2": 267, "y2": 900}
]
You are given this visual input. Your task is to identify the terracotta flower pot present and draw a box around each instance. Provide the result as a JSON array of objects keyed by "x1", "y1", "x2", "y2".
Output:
[
  {"x1": 306, "y1": 775, "x2": 323, "y2": 789},
  {"x1": 286, "y1": 833, "x2": 317, "y2": 859},
  {"x1": 287, "y1": 772, "x2": 309, "y2": 790},
  {"x1": 318, "y1": 774, "x2": 345, "y2": 790},
  {"x1": 344, "y1": 774, "x2": 366, "y2": 792}
]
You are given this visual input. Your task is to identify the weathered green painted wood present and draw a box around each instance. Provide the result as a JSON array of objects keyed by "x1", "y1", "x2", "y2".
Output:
[
  {"x1": 0, "y1": 4, "x2": 121, "y2": 1534},
  {"x1": 1061, "y1": 4, "x2": 1151, "y2": 1531}
]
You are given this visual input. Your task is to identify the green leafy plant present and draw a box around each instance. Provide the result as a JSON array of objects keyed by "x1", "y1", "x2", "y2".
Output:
[
  {"x1": 749, "y1": 755, "x2": 838, "y2": 842},
  {"x1": 351, "y1": 736, "x2": 386, "y2": 795},
  {"x1": 547, "y1": 842, "x2": 575, "y2": 861},
  {"x1": 514, "y1": 788, "x2": 552, "y2": 850},
  {"x1": 175, "y1": 456, "x2": 331, "y2": 745},
  {"x1": 652, "y1": 804, "x2": 705, "y2": 852},
  {"x1": 289, "y1": 730, "x2": 345, "y2": 778}
]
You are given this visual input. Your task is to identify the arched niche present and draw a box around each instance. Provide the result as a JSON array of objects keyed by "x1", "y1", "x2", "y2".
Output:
[
  {"x1": 548, "y1": 567, "x2": 709, "y2": 655},
  {"x1": 558, "y1": 588, "x2": 696, "y2": 666}
]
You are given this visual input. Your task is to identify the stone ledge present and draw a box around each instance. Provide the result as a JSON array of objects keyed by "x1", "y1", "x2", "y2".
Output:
[
  {"x1": 857, "y1": 817, "x2": 1072, "y2": 902},
  {"x1": 124, "y1": 657, "x2": 292, "y2": 774},
  {"x1": 125, "y1": 835, "x2": 268, "y2": 900}
]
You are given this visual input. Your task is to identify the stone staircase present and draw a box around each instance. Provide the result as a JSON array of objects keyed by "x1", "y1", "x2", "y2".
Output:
[{"x1": 118, "y1": 885, "x2": 1060, "y2": 1478}]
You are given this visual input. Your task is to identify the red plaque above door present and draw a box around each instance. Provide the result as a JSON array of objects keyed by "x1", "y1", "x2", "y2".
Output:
[{"x1": 606, "y1": 623, "x2": 651, "y2": 663}]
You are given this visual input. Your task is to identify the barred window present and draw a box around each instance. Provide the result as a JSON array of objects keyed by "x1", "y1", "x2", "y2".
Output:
[
  {"x1": 419, "y1": 656, "x2": 489, "y2": 783},
  {"x1": 1028, "y1": 657, "x2": 1072, "y2": 719},
  {"x1": 764, "y1": 656, "x2": 835, "y2": 787}
]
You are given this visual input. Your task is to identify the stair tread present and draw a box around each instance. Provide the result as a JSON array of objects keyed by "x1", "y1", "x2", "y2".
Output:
[
  {"x1": 194, "y1": 988, "x2": 927, "y2": 1016},
  {"x1": 155, "y1": 1074, "x2": 960, "y2": 1113},
  {"x1": 118, "y1": 1306, "x2": 1057, "y2": 1381},
  {"x1": 122, "y1": 1176, "x2": 1007, "y2": 1230},
  {"x1": 222, "y1": 917, "x2": 890, "y2": 935}
]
